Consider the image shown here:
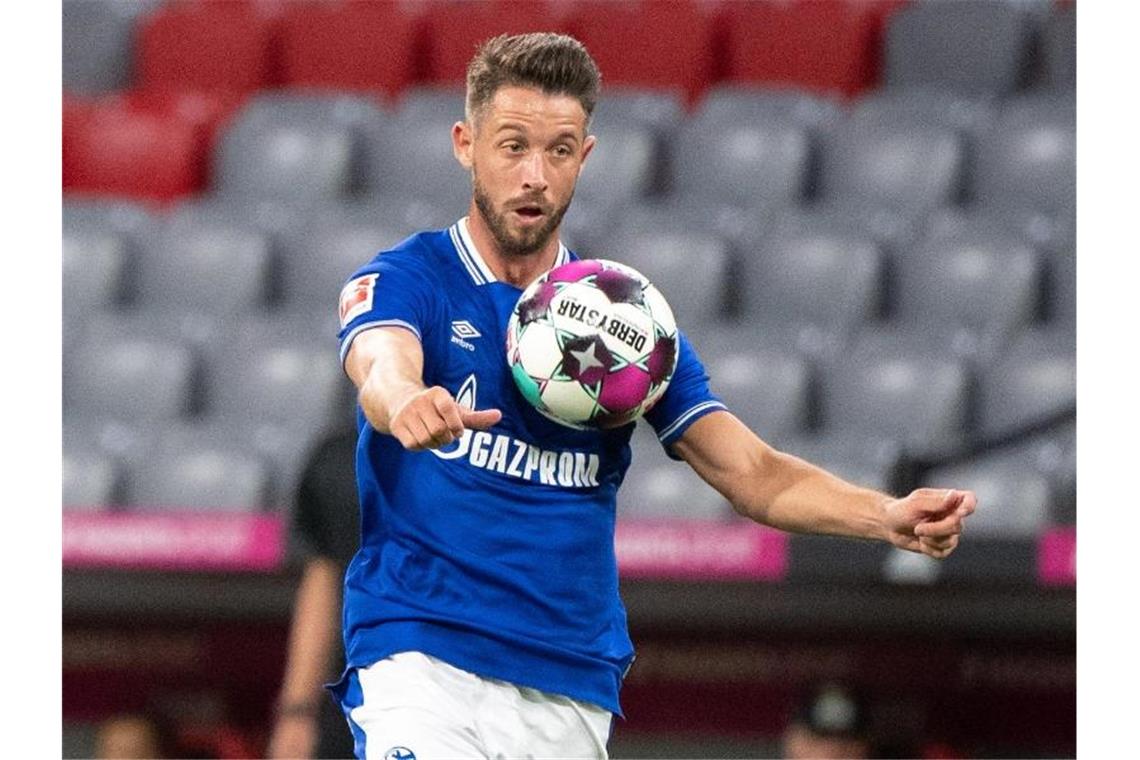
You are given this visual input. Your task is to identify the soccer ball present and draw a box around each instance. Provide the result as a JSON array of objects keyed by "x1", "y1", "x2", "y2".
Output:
[{"x1": 507, "y1": 259, "x2": 679, "y2": 429}]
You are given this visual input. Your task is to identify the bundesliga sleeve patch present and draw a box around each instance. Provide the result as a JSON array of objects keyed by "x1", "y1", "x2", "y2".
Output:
[{"x1": 339, "y1": 273, "x2": 379, "y2": 328}]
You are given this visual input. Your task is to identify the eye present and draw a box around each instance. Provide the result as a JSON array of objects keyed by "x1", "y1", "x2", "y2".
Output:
[
  {"x1": 553, "y1": 145, "x2": 573, "y2": 158},
  {"x1": 503, "y1": 141, "x2": 525, "y2": 153}
]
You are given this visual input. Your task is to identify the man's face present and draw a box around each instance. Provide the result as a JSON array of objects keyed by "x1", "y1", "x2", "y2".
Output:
[{"x1": 454, "y1": 85, "x2": 596, "y2": 257}]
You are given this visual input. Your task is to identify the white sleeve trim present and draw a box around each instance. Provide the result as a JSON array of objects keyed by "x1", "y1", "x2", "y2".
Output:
[
  {"x1": 339, "y1": 319, "x2": 422, "y2": 367},
  {"x1": 656, "y1": 400, "x2": 728, "y2": 442}
]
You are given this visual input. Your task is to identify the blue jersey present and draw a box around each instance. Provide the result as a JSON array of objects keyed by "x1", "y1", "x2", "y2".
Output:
[{"x1": 335, "y1": 217, "x2": 726, "y2": 715}]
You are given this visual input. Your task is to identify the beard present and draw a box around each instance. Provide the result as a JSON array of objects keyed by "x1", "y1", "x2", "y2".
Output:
[{"x1": 472, "y1": 174, "x2": 572, "y2": 258}]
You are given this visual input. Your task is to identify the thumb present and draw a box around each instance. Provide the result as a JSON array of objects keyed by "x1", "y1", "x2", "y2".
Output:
[{"x1": 460, "y1": 407, "x2": 502, "y2": 430}]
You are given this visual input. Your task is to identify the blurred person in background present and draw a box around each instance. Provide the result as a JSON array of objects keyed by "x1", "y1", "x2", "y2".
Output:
[
  {"x1": 782, "y1": 684, "x2": 871, "y2": 760},
  {"x1": 93, "y1": 712, "x2": 169, "y2": 760},
  {"x1": 333, "y1": 30, "x2": 976, "y2": 759},
  {"x1": 267, "y1": 429, "x2": 359, "y2": 759}
]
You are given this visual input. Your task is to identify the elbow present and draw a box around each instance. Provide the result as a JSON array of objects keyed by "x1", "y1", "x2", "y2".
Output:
[{"x1": 721, "y1": 445, "x2": 778, "y2": 523}]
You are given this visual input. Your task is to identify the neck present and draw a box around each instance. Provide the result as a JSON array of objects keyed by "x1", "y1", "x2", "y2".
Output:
[{"x1": 465, "y1": 203, "x2": 561, "y2": 288}]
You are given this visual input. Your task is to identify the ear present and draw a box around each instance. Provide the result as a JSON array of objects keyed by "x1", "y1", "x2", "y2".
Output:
[
  {"x1": 453, "y1": 121, "x2": 474, "y2": 170},
  {"x1": 577, "y1": 134, "x2": 597, "y2": 174}
]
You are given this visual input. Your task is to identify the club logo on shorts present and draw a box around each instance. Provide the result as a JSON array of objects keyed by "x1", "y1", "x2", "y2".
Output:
[
  {"x1": 384, "y1": 748, "x2": 416, "y2": 760},
  {"x1": 339, "y1": 273, "x2": 378, "y2": 328}
]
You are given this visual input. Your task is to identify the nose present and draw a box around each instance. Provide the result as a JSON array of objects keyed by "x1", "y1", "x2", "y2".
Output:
[{"x1": 520, "y1": 151, "x2": 548, "y2": 194}]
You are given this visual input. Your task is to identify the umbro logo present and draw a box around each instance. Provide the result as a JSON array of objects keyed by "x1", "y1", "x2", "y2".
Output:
[{"x1": 450, "y1": 320, "x2": 480, "y2": 351}]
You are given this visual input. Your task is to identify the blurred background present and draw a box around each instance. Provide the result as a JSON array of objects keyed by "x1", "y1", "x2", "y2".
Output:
[{"x1": 61, "y1": 0, "x2": 1076, "y2": 757}]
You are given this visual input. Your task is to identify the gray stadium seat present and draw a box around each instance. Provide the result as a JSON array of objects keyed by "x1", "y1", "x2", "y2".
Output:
[
  {"x1": 699, "y1": 340, "x2": 813, "y2": 445},
  {"x1": 765, "y1": 203, "x2": 923, "y2": 257},
  {"x1": 924, "y1": 204, "x2": 1075, "y2": 259},
  {"x1": 63, "y1": 200, "x2": 160, "y2": 305},
  {"x1": 741, "y1": 227, "x2": 885, "y2": 342},
  {"x1": 619, "y1": 426, "x2": 735, "y2": 520},
  {"x1": 819, "y1": 122, "x2": 964, "y2": 212},
  {"x1": 206, "y1": 320, "x2": 349, "y2": 435},
  {"x1": 849, "y1": 88, "x2": 997, "y2": 139},
  {"x1": 65, "y1": 334, "x2": 198, "y2": 422},
  {"x1": 779, "y1": 435, "x2": 905, "y2": 494},
  {"x1": 894, "y1": 231, "x2": 1045, "y2": 356},
  {"x1": 366, "y1": 96, "x2": 472, "y2": 217},
  {"x1": 977, "y1": 326, "x2": 1075, "y2": 441},
  {"x1": 694, "y1": 86, "x2": 845, "y2": 136},
  {"x1": 214, "y1": 93, "x2": 388, "y2": 201},
  {"x1": 821, "y1": 337, "x2": 971, "y2": 460},
  {"x1": 884, "y1": 1, "x2": 1035, "y2": 96},
  {"x1": 576, "y1": 122, "x2": 659, "y2": 206},
  {"x1": 591, "y1": 89, "x2": 685, "y2": 142},
  {"x1": 602, "y1": 225, "x2": 734, "y2": 327},
  {"x1": 63, "y1": 0, "x2": 159, "y2": 93},
  {"x1": 1040, "y1": 5, "x2": 1076, "y2": 91},
  {"x1": 127, "y1": 442, "x2": 270, "y2": 512},
  {"x1": 921, "y1": 454, "x2": 1053, "y2": 538},
  {"x1": 139, "y1": 211, "x2": 275, "y2": 314},
  {"x1": 63, "y1": 449, "x2": 120, "y2": 511},
  {"x1": 63, "y1": 228, "x2": 128, "y2": 316},
  {"x1": 672, "y1": 119, "x2": 810, "y2": 206},
  {"x1": 974, "y1": 95, "x2": 1075, "y2": 213}
]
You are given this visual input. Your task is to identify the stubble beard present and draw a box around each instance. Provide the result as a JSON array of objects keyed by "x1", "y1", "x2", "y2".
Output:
[{"x1": 472, "y1": 175, "x2": 573, "y2": 259}]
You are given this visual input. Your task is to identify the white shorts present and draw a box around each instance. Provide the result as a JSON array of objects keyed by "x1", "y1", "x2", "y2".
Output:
[{"x1": 335, "y1": 651, "x2": 613, "y2": 760}]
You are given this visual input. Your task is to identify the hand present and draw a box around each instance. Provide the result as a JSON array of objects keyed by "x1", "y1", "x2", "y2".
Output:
[
  {"x1": 883, "y1": 488, "x2": 977, "y2": 559},
  {"x1": 266, "y1": 712, "x2": 318, "y2": 759},
  {"x1": 388, "y1": 386, "x2": 502, "y2": 451}
]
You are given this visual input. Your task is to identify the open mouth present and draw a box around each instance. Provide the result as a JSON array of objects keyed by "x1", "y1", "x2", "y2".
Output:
[{"x1": 514, "y1": 206, "x2": 545, "y2": 219}]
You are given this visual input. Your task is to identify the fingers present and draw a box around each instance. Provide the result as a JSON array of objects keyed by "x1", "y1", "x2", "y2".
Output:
[
  {"x1": 390, "y1": 387, "x2": 500, "y2": 450},
  {"x1": 918, "y1": 533, "x2": 959, "y2": 559}
]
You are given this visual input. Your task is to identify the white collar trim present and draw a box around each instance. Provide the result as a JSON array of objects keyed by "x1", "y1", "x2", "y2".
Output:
[{"x1": 451, "y1": 216, "x2": 572, "y2": 285}]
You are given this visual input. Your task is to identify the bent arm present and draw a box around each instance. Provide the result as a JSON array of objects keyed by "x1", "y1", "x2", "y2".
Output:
[
  {"x1": 672, "y1": 411, "x2": 975, "y2": 557},
  {"x1": 344, "y1": 325, "x2": 427, "y2": 435}
]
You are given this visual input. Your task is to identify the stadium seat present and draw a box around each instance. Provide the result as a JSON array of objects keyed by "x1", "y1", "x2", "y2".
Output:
[
  {"x1": 213, "y1": 93, "x2": 388, "y2": 201},
  {"x1": 884, "y1": 1, "x2": 1035, "y2": 96},
  {"x1": 973, "y1": 95, "x2": 1076, "y2": 214},
  {"x1": 818, "y1": 121, "x2": 964, "y2": 212},
  {"x1": 740, "y1": 227, "x2": 886, "y2": 352},
  {"x1": 619, "y1": 426, "x2": 735, "y2": 521},
  {"x1": 976, "y1": 326, "x2": 1075, "y2": 442},
  {"x1": 63, "y1": 449, "x2": 121, "y2": 511},
  {"x1": 62, "y1": 0, "x2": 158, "y2": 94},
  {"x1": 720, "y1": 0, "x2": 882, "y2": 97},
  {"x1": 575, "y1": 122, "x2": 658, "y2": 206},
  {"x1": 205, "y1": 320, "x2": 349, "y2": 435},
  {"x1": 921, "y1": 453, "x2": 1054, "y2": 538},
  {"x1": 65, "y1": 334, "x2": 199, "y2": 422},
  {"x1": 693, "y1": 86, "x2": 845, "y2": 137},
  {"x1": 923, "y1": 204, "x2": 1075, "y2": 259},
  {"x1": 698, "y1": 340, "x2": 813, "y2": 445},
  {"x1": 126, "y1": 440, "x2": 271, "y2": 512},
  {"x1": 820, "y1": 335, "x2": 972, "y2": 460},
  {"x1": 137, "y1": 210, "x2": 275, "y2": 315},
  {"x1": 63, "y1": 98, "x2": 207, "y2": 202},
  {"x1": 780, "y1": 434, "x2": 905, "y2": 494},
  {"x1": 849, "y1": 88, "x2": 997, "y2": 139},
  {"x1": 567, "y1": 1, "x2": 716, "y2": 103},
  {"x1": 671, "y1": 118, "x2": 810, "y2": 207},
  {"x1": 1039, "y1": 4, "x2": 1076, "y2": 92},
  {"x1": 63, "y1": 227, "x2": 129, "y2": 317},
  {"x1": 768, "y1": 202, "x2": 923, "y2": 257},
  {"x1": 893, "y1": 230, "x2": 1045, "y2": 357},
  {"x1": 590, "y1": 90, "x2": 685, "y2": 140},
  {"x1": 423, "y1": 0, "x2": 567, "y2": 85},
  {"x1": 135, "y1": 0, "x2": 281, "y2": 94},
  {"x1": 365, "y1": 94, "x2": 472, "y2": 216},
  {"x1": 278, "y1": 0, "x2": 419, "y2": 97},
  {"x1": 602, "y1": 223, "x2": 734, "y2": 327}
]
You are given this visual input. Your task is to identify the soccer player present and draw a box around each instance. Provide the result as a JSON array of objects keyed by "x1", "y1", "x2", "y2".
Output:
[{"x1": 332, "y1": 33, "x2": 976, "y2": 759}]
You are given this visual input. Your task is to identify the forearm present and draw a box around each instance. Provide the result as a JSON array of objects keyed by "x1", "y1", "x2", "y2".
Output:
[
  {"x1": 675, "y1": 412, "x2": 891, "y2": 543},
  {"x1": 345, "y1": 328, "x2": 426, "y2": 434},
  {"x1": 276, "y1": 558, "x2": 343, "y2": 711}
]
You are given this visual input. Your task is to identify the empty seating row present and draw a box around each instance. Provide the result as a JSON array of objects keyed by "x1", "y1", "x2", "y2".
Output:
[{"x1": 64, "y1": 0, "x2": 1074, "y2": 100}]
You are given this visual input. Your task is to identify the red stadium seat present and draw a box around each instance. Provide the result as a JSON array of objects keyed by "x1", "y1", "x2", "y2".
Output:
[
  {"x1": 423, "y1": 0, "x2": 568, "y2": 85},
  {"x1": 135, "y1": 0, "x2": 281, "y2": 94},
  {"x1": 567, "y1": 0, "x2": 716, "y2": 104},
  {"x1": 278, "y1": 0, "x2": 420, "y2": 98},
  {"x1": 63, "y1": 97, "x2": 207, "y2": 203},
  {"x1": 721, "y1": 0, "x2": 884, "y2": 98}
]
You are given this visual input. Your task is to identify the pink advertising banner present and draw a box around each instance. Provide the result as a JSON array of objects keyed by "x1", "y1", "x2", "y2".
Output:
[
  {"x1": 1038, "y1": 526, "x2": 1076, "y2": 587},
  {"x1": 62, "y1": 513, "x2": 284, "y2": 571},
  {"x1": 614, "y1": 520, "x2": 789, "y2": 580}
]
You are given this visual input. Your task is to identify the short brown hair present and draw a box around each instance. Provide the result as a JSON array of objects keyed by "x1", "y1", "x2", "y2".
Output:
[{"x1": 466, "y1": 33, "x2": 601, "y2": 126}]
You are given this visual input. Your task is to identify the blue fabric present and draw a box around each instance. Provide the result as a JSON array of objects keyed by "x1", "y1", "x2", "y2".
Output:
[{"x1": 336, "y1": 221, "x2": 726, "y2": 715}]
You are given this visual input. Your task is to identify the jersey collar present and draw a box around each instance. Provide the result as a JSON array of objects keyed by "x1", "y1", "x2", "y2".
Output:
[{"x1": 450, "y1": 216, "x2": 570, "y2": 286}]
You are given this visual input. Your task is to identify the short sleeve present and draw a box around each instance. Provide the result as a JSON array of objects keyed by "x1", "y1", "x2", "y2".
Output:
[
  {"x1": 337, "y1": 248, "x2": 440, "y2": 367},
  {"x1": 642, "y1": 331, "x2": 728, "y2": 459}
]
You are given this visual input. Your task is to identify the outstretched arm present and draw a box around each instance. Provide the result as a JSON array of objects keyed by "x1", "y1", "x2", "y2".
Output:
[
  {"x1": 672, "y1": 411, "x2": 975, "y2": 558},
  {"x1": 345, "y1": 327, "x2": 501, "y2": 449}
]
